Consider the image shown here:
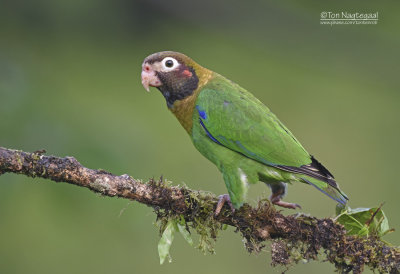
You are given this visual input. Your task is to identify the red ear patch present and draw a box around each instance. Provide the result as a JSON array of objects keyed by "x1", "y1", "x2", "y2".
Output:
[{"x1": 182, "y1": 69, "x2": 193, "y2": 77}]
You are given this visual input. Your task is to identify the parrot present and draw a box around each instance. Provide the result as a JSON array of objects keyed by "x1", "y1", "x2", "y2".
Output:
[{"x1": 141, "y1": 51, "x2": 348, "y2": 214}]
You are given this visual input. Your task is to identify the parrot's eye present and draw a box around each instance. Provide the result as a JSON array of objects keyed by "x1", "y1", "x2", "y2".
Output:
[{"x1": 161, "y1": 57, "x2": 179, "y2": 71}]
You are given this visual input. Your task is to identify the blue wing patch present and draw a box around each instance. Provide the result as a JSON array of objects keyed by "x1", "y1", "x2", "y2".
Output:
[{"x1": 196, "y1": 105, "x2": 207, "y2": 119}]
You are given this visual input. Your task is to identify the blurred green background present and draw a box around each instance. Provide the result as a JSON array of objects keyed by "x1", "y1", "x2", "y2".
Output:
[{"x1": 1, "y1": 0, "x2": 399, "y2": 273}]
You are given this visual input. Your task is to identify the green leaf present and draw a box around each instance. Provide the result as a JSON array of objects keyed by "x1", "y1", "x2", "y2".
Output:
[
  {"x1": 376, "y1": 210, "x2": 390, "y2": 237},
  {"x1": 337, "y1": 213, "x2": 367, "y2": 236},
  {"x1": 335, "y1": 205, "x2": 392, "y2": 237},
  {"x1": 177, "y1": 222, "x2": 194, "y2": 246},
  {"x1": 158, "y1": 219, "x2": 177, "y2": 264}
]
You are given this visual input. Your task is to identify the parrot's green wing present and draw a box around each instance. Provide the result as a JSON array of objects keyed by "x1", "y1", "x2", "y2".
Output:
[
  {"x1": 195, "y1": 75, "x2": 347, "y2": 204},
  {"x1": 196, "y1": 76, "x2": 311, "y2": 168}
]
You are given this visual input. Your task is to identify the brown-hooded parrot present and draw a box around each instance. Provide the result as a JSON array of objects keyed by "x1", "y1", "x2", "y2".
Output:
[{"x1": 141, "y1": 51, "x2": 348, "y2": 214}]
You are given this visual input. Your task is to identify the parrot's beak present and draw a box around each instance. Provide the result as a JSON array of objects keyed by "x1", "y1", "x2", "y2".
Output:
[{"x1": 141, "y1": 63, "x2": 162, "y2": 92}]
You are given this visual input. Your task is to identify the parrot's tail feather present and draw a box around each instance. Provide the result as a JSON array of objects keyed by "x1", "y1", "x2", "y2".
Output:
[{"x1": 301, "y1": 177, "x2": 348, "y2": 205}]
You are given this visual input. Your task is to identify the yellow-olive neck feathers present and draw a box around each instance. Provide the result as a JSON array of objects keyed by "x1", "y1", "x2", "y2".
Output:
[{"x1": 170, "y1": 65, "x2": 213, "y2": 134}]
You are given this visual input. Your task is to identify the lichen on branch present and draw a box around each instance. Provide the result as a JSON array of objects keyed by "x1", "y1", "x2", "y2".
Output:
[{"x1": 0, "y1": 147, "x2": 399, "y2": 273}]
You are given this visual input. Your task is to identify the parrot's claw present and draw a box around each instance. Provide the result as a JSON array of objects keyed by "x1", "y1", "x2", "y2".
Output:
[
  {"x1": 215, "y1": 194, "x2": 235, "y2": 216},
  {"x1": 271, "y1": 199, "x2": 301, "y2": 209}
]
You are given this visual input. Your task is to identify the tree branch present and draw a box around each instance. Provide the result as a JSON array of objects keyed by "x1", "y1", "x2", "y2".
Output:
[{"x1": 0, "y1": 147, "x2": 398, "y2": 273}]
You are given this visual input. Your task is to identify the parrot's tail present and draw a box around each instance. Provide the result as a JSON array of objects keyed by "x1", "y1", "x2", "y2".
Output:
[{"x1": 301, "y1": 176, "x2": 348, "y2": 205}]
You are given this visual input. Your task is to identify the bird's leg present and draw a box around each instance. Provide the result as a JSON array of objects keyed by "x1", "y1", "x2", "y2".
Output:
[
  {"x1": 215, "y1": 194, "x2": 235, "y2": 216},
  {"x1": 269, "y1": 183, "x2": 301, "y2": 209}
]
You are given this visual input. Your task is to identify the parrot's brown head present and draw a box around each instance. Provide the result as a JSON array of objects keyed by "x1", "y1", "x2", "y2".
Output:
[{"x1": 141, "y1": 51, "x2": 207, "y2": 108}]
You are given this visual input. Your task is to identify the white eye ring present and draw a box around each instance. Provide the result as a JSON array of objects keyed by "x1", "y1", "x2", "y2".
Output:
[{"x1": 161, "y1": 57, "x2": 179, "y2": 71}]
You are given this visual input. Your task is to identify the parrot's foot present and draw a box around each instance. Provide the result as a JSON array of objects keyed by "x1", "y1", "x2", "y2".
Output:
[
  {"x1": 215, "y1": 194, "x2": 235, "y2": 216},
  {"x1": 270, "y1": 194, "x2": 301, "y2": 210},
  {"x1": 272, "y1": 200, "x2": 301, "y2": 209}
]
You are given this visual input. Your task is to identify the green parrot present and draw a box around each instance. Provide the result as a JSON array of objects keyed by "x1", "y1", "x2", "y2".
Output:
[{"x1": 141, "y1": 51, "x2": 348, "y2": 214}]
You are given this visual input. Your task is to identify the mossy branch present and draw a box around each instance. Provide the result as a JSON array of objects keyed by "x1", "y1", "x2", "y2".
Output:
[{"x1": 0, "y1": 147, "x2": 398, "y2": 273}]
